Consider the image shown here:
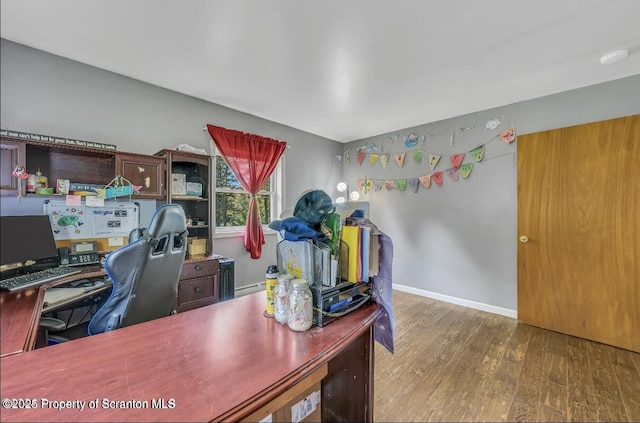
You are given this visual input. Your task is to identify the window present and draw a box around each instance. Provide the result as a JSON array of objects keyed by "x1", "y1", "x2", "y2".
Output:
[{"x1": 214, "y1": 155, "x2": 282, "y2": 232}]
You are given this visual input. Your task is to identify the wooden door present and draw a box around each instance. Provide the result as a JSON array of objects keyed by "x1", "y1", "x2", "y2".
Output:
[{"x1": 517, "y1": 114, "x2": 639, "y2": 352}]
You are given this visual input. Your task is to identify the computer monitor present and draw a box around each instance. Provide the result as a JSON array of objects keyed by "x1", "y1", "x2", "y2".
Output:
[{"x1": 0, "y1": 215, "x2": 59, "y2": 274}]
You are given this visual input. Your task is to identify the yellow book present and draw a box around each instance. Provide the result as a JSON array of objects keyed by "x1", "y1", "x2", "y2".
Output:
[{"x1": 340, "y1": 225, "x2": 360, "y2": 283}]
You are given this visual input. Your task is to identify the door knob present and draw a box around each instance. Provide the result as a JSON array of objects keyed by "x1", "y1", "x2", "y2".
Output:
[{"x1": 519, "y1": 236, "x2": 529, "y2": 243}]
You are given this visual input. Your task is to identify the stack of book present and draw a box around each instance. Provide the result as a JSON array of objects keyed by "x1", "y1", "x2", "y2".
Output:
[{"x1": 339, "y1": 224, "x2": 379, "y2": 283}]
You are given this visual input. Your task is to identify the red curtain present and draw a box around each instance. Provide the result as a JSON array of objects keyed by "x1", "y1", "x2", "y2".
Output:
[{"x1": 207, "y1": 124, "x2": 286, "y2": 259}]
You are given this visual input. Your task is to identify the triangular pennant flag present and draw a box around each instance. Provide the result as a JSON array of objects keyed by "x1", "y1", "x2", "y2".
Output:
[
  {"x1": 373, "y1": 180, "x2": 384, "y2": 191},
  {"x1": 357, "y1": 152, "x2": 366, "y2": 165},
  {"x1": 408, "y1": 178, "x2": 420, "y2": 193},
  {"x1": 384, "y1": 180, "x2": 395, "y2": 191},
  {"x1": 419, "y1": 174, "x2": 431, "y2": 189},
  {"x1": 380, "y1": 154, "x2": 390, "y2": 169},
  {"x1": 394, "y1": 153, "x2": 406, "y2": 168},
  {"x1": 344, "y1": 149, "x2": 351, "y2": 164},
  {"x1": 432, "y1": 172, "x2": 444, "y2": 185},
  {"x1": 369, "y1": 154, "x2": 379, "y2": 166},
  {"x1": 411, "y1": 150, "x2": 424, "y2": 164},
  {"x1": 499, "y1": 126, "x2": 516, "y2": 144},
  {"x1": 428, "y1": 153, "x2": 442, "y2": 170},
  {"x1": 460, "y1": 163, "x2": 473, "y2": 179},
  {"x1": 358, "y1": 179, "x2": 365, "y2": 192},
  {"x1": 469, "y1": 145, "x2": 485, "y2": 162},
  {"x1": 363, "y1": 179, "x2": 372, "y2": 194},
  {"x1": 395, "y1": 180, "x2": 407, "y2": 191},
  {"x1": 446, "y1": 168, "x2": 459, "y2": 181},
  {"x1": 450, "y1": 153, "x2": 464, "y2": 169}
]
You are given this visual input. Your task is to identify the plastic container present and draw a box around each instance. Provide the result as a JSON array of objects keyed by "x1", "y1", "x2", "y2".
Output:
[
  {"x1": 274, "y1": 274, "x2": 294, "y2": 325},
  {"x1": 287, "y1": 279, "x2": 313, "y2": 331}
]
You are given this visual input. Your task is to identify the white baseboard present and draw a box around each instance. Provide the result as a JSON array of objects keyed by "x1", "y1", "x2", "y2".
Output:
[{"x1": 393, "y1": 283, "x2": 517, "y2": 319}]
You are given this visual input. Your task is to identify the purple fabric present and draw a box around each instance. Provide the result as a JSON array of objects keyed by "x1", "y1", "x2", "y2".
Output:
[{"x1": 350, "y1": 217, "x2": 395, "y2": 353}]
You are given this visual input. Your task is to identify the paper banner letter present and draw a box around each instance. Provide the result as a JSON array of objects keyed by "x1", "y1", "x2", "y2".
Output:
[
  {"x1": 411, "y1": 150, "x2": 424, "y2": 164},
  {"x1": 394, "y1": 153, "x2": 406, "y2": 168},
  {"x1": 446, "y1": 168, "x2": 459, "y2": 181},
  {"x1": 408, "y1": 178, "x2": 419, "y2": 193},
  {"x1": 419, "y1": 174, "x2": 431, "y2": 189},
  {"x1": 428, "y1": 153, "x2": 442, "y2": 170},
  {"x1": 380, "y1": 154, "x2": 390, "y2": 169},
  {"x1": 469, "y1": 145, "x2": 485, "y2": 162},
  {"x1": 450, "y1": 153, "x2": 464, "y2": 169},
  {"x1": 432, "y1": 171, "x2": 444, "y2": 186},
  {"x1": 499, "y1": 126, "x2": 516, "y2": 144},
  {"x1": 369, "y1": 154, "x2": 379, "y2": 166},
  {"x1": 384, "y1": 181, "x2": 395, "y2": 191},
  {"x1": 357, "y1": 152, "x2": 366, "y2": 165},
  {"x1": 373, "y1": 180, "x2": 384, "y2": 191},
  {"x1": 395, "y1": 180, "x2": 407, "y2": 191},
  {"x1": 460, "y1": 163, "x2": 473, "y2": 179},
  {"x1": 405, "y1": 133, "x2": 418, "y2": 148}
]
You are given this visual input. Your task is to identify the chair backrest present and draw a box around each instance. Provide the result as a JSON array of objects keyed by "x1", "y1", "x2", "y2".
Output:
[{"x1": 88, "y1": 204, "x2": 188, "y2": 335}]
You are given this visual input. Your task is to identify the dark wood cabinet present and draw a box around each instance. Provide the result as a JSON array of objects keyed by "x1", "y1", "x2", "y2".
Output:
[
  {"x1": 115, "y1": 152, "x2": 165, "y2": 199},
  {"x1": 176, "y1": 257, "x2": 219, "y2": 313},
  {"x1": 155, "y1": 149, "x2": 213, "y2": 257},
  {"x1": 0, "y1": 138, "x2": 25, "y2": 195}
]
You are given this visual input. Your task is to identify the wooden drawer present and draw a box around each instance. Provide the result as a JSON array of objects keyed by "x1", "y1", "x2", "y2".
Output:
[
  {"x1": 180, "y1": 259, "x2": 217, "y2": 280},
  {"x1": 178, "y1": 276, "x2": 215, "y2": 305}
]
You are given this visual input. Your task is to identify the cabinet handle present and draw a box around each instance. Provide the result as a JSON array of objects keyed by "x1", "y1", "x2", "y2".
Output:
[
  {"x1": 194, "y1": 287, "x2": 201, "y2": 293},
  {"x1": 195, "y1": 265, "x2": 202, "y2": 271}
]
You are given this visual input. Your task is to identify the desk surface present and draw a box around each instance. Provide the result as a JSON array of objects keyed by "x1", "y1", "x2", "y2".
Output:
[{"x1": 0, "y1": 291, "x2": 380, "y2": 422}]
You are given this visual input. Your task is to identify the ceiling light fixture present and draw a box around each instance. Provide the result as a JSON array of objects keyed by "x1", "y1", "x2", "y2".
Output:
[{"x1": 600, "y1": 50, "x2": 629, "y2": 65}]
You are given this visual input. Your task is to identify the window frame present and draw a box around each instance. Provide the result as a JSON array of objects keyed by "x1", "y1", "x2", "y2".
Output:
[{"x1": 212, "y1": 153, "x2": 284, "y2": 238}]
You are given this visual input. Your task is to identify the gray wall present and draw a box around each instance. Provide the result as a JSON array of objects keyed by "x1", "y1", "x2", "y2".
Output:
[
  {"x1": 0, "y1": 39, "x2": 343, "y2": 288},
  {"x1": 345, "y1": 74, "x2": 640, "y2": 313}
]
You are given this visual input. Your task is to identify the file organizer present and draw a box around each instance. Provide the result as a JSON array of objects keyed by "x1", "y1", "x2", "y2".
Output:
[{"x1": 276, "y1": 239, "x2": 372, "y2": 327}]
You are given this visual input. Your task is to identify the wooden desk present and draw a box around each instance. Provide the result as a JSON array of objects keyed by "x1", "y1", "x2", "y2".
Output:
[
  {"x1": 0, "y1": 292, "x2": 380, "y2": 422},
  {"x1": 0, "y1": 265, "x2": 104, "y2": 358}
]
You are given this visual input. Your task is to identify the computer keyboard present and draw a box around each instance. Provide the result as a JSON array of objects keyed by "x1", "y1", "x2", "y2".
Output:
[{"x1": 0, "y1": 267, "x2": 82, "y2": 292}]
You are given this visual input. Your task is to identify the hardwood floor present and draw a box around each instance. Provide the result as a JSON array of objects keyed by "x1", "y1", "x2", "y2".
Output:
[{"x1": 374, "y1": 291, "x2": 640, "y2": 422}]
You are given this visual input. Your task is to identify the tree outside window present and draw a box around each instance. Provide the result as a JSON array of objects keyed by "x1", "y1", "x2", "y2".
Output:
[{"x1": 215, "y1": 155, "x2": 276, "y2": 228}]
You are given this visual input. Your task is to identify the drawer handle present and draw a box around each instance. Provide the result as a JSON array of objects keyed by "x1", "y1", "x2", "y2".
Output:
[
  {"x1": 194, "y1": 287, "x2": 201, "y2": 293},
  {"x1": 195, "y1": 265, "x2": 202, "y2": 271}
]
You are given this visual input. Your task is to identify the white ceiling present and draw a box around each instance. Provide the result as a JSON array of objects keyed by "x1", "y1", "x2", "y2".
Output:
[{"x1": 2, "y1": 1, "x2": 639, "y2": 143}]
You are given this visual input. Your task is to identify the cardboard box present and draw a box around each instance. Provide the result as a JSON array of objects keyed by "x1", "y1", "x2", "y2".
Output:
[
  {"x1": 171, "y1": 173, "x2": 186, "y2": 195},
  {"x1": 188, "y1": 238, "x2": 207, "y2": 256},
  {"x1": 241, "y1": 363, "x2": 326, "y2": 423}
]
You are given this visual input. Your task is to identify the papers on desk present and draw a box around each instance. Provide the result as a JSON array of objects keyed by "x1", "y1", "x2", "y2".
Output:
[{"x1": 43, "y1": 281, "x2": 106, "y2": 306}]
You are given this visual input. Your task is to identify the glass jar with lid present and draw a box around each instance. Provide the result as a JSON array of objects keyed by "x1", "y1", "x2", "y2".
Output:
[
  {"x1": 274, "y1": 274, "x2": 294, "y2": 325},
  {"x1": 287, "y1": 279, "x2": 313, "y2": 331}
]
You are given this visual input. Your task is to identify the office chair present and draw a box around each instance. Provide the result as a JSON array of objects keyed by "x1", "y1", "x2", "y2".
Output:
[{"x1": 87, "y1": 203, "x2": 188, "y2": 335}]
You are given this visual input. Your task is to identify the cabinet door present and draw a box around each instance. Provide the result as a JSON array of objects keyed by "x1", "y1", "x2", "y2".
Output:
[
  {"x1": 115, "y1": 153, "x2": 165, "y2": 198},
  {"x1": 0, "y1": 139, "x2": 25, "y2": 195}
]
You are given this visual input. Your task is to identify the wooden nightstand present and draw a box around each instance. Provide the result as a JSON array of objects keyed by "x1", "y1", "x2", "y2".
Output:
[{"x1": 176, "y1": 256, "x2": 219, "y2": 313}]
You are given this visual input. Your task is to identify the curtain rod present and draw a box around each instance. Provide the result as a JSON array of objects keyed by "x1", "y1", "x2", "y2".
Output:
[{"x1": 203, "y1": 126, "x2": 291, "y2": 147}]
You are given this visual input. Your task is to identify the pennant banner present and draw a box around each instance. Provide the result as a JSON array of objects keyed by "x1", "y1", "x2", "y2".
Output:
[
  {"x1": 380, "y1": 154, "x2": 389, "y2": 169},
  {"x1": 373, "y1": 180, "x2": 384, "y2": 191},
  {"x1": 469, "y1": 145, "x2": 485, "y2": 162},
  {"x1": 394, "y1": 153, "x2": 406, "y2": 168},
  {"x1": 432, "y1": 172, "x2": 444, "y2": 185},
  {"x1": 395, "y1": 180, "x2": 407, "y2": 191},
  {"x1": 428, "y1": 153, "x2": 442, "y2": 170},
  {"x1": 357, "y1": 152, "x2": 366, "y2": 165},
  {"x1": 446, "y1": 168, "x2": 459, "y2": 181},
  {"x1": 411, "y1": 150, "x2": 424, "y2": 164},
  {"x1": 408, "y1": 178, "x2": 419, "y2": 193},
  {"x1": 369, "y1": 154, "x2": 379, "y2": 166},
  {"x1": 499, "y1": 126, "x2": 516, "y2": 144},
  {"x1": 384, "y1": 180, "x2": 395, "y2": 191},
  {"x1": 450, "y1": 153, "x2": 464, "y2": 169},
  {"x1": 419, "y1": 174, "x2": 431, "y2": 189},
  {"x1": 460, "y1": 163, "x2": 473, "y2": 179}
]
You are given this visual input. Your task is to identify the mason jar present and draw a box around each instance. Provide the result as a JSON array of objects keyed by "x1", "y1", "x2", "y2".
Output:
[
  {"x1": 287, "y1": 279, "x2": 313, "y2": 331},
  {"x1": 274, "y1": 274, "x2": 294, "y2": 325}
]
